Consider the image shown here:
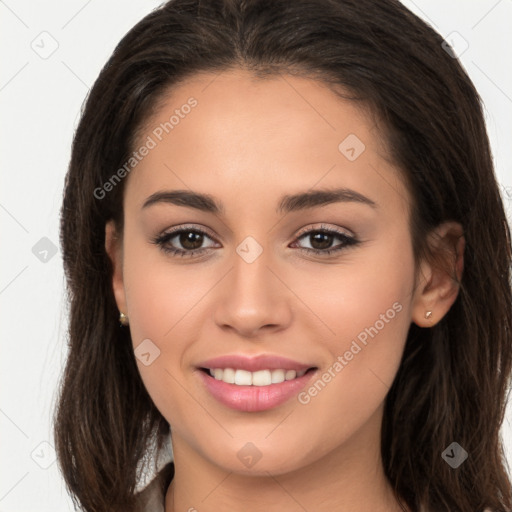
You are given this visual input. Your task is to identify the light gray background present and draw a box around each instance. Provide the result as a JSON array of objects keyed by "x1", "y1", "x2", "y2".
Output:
[{"x1": 1, "y1": 1, "x2": 511, "y2": 510}]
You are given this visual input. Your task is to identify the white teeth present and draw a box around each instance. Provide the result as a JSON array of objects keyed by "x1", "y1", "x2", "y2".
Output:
[
  {"x1": 208, "y1": 367, "x2": 308, "y2": 386},
  {"x1": 222, "y1": 367, "x2": 236, "y2": 384},
  {"x1": 285, "y1": 370, "x2": 297, "y2": 381},
  {"x1": 271, "y1": 369, "x2": 285, "y2": 384},
  {"x1": 252, "y1": 370, "x2": 271, "y2": 386},
  {"x1": 234, "y1": 369, "x2": 252, "y2": 385}
]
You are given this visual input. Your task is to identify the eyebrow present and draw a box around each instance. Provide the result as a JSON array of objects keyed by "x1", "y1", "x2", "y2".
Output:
[{"x1": 142, "y1": 187, "x2": 377, "y2": 214}]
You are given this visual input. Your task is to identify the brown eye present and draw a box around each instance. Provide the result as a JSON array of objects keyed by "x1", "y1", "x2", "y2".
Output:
[
  {"x1": 152, "y1": 224, "x2": 359, "y2": 259},
  {"x1": 178, "y1": 231, "x2": 205, "y2": 250},
  {"x1": 292, "y1": 227, "x2": 359, "y2": 256},
  {"x1": 308, "y1": 231, "x2": 335, "y2": 250},
  {"x1": 152, "y1": 226, "x2": 218, "y2": 257}
]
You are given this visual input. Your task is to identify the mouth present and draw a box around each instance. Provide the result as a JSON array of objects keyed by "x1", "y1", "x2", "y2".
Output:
[
  {"x1": 195, "y1": 354, "x2": 318, "y2": 412},
  {"x1": 199, "y1": 366, "x2": 317, "y2": 386}
]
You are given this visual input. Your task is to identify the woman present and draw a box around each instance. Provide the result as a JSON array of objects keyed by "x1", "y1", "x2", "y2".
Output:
[{"x1": 54, "y1": 0, "x2": 512, "y2": 511}]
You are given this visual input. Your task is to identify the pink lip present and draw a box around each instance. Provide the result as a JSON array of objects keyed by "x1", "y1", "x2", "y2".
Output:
[
  {"x1": 197, "y1": 354, "x2": 313, "y2": 372},
  {"x1": 197, "y1": 370, "x2": 316, "y2": 412},
  {"x1": 195, "y1": 354, "x2": 317, "y2": 412}
]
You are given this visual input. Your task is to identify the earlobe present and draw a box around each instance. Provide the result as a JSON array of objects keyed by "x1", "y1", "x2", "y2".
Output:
[
  {"x1": 105, "y1": 220, "x2": 127, "y2": 315},
  {"x1": 411, "y1": 221, "x2": 465, "y2": 328}
]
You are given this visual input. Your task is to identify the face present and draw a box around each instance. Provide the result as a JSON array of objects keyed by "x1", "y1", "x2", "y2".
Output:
[{"x1": 106, "y1": 68, "x2": 426, "y2": 476}]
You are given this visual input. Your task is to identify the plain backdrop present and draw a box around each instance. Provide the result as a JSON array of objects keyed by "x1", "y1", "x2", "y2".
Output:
[{"x1": 1, "y1": 1, "x2": 511, "y2": 510}]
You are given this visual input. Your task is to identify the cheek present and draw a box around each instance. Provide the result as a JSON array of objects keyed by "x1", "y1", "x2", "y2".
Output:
[
  {"x1": 293, "y1": 236, "x2": 414, "y2": 422},
  {"x1": 121, "y1": 240, "x2": 219, "y2": 419},
  {"x1": 285, "y1": 230, "x2": 414, "y2": 355},
  {"x1": 301, "y1": 304, "x2": 411, "y2": 421},
  {"x1": 122, "y1": 235, "x2": 213, "y2": 346}
]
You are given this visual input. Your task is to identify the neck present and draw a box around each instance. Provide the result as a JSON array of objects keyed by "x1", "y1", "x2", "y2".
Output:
[{"x1": 165, "y1": 405, "x2": 407, "y2": 512}]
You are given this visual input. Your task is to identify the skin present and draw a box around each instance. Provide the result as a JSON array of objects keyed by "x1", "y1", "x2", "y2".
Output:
[{"x1": 105, "y1": 69, "x2": 464, "y2": 512}]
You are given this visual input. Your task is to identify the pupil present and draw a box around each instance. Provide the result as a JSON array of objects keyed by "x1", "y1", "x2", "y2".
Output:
[
  {"x1": 311, "y1": 232, "x2": 332, "y2": 250},
  {"x1": 181, "y1": 231, "x2": 203, "y2": 250}
]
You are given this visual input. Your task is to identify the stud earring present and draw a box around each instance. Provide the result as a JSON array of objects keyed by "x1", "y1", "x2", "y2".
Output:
[
  {"x1": 119, "y1": 312, "x2": 129, "y2": 326},
  {"x1": 425, "y1": 310, "x2": 433, "y2": 319}
]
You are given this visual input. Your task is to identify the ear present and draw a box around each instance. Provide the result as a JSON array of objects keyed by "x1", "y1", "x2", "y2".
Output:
[
  {"x1": 105, "y1": 220, "x2": 127, "y2": 315},
  {"x1": 411, "y1": 221, "x2": 465, "y2": 327}
]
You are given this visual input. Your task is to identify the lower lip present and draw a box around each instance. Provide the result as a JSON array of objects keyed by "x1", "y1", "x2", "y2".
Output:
[{"x1": 197, "y1": 369, "x2": 316, "y2": 412}]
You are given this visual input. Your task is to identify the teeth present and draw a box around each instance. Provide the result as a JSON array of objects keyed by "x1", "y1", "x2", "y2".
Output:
[
  {"x1": 208, "y1": 368, "x2": 308, "y2": 386},
  {"x1": 252, "y1": 370, "x2": 271, "y2": 386},
  {"x1": 271, "y1": 369, "x2": 285, "y2": 384},
  {"x1": 222, "y1": 367, "x2": 235, "y2": 384},
  {"x1": 285, "y1": 370, "x2": 296, "y2": 380},
  {"x1": 234, "y1": 369, "x2": 252, "y2": 386}
]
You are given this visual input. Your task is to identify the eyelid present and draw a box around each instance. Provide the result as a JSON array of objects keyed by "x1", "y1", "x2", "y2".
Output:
[
  {"x1": 294, "y1": 222, "x2": 354, "y2": 239},
  {"x1": 158, "y1": 222, "x2": 353, "y2": 245},
  {"x1": 152, "y1": 222, "x2": 359, "y2": 258},
  {"x1": 161, "y1": 223, "x2": 219, "y2": 241}
]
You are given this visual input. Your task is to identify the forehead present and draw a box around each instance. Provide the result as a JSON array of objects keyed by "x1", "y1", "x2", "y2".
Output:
[{"x1": 125, "y1": 69, "x2": 409, "y2": 218}]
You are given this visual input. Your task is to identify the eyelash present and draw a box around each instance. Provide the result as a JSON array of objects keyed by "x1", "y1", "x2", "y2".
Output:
[{"x1": 151, "y1": 224, "x2": 359, "y2": 258}]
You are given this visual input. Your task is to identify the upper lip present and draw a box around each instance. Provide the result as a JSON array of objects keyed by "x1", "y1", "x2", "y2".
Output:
[{"x1": 197, "y1": 354, "x2": 316, "y2": 372}]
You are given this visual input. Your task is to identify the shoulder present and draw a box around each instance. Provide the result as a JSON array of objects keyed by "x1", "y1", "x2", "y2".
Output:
[{"x1": 133, "y1": 461, "x2": 175, "y2": 512}]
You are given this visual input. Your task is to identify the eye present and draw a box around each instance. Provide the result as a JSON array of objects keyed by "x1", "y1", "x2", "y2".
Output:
[
  {"x1": 290, "y1": 224, "x2": 359, "y2": 256},
  {"x1": 151, "y1": 225, "x2": 218, "y2": 258},
  {"x1": 151, "y1": 223, "x2": 359, "y2": 258}
]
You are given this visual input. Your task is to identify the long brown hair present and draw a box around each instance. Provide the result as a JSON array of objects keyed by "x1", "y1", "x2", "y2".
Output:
[{"x1": 54, "y1": 0, "x2": 512, "y2": 510}]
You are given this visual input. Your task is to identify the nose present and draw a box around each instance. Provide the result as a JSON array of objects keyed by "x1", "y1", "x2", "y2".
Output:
[{"x1": 212, "y1": 245, "x2": 293, "y2": 339}]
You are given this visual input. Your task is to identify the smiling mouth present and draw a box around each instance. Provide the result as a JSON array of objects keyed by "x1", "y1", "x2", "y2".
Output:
[{"x1": 199, "y1": 367, "x2": 317, "y2": 386}]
